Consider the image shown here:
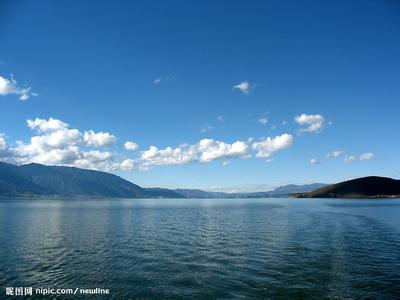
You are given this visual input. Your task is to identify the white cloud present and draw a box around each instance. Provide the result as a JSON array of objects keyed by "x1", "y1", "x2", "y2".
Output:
[
  {"x1": 120, "y1": 159, "x2": 135, "y2": 170},
  {"x1": 343, "y1": 153, "x2": 374, "y2": 163},
  {"x1": 0, "y1": 134, "x2": 7, "y2": 151},
  {"x1": 222, "y1": 160, "x2": 230, "y2": 166},
  {"x1": 124, "y1": 141, "x2": 139, "y2": 151},
  {"x1": 25, "y1": 147, "x2": 79, "y2": 165},
  {"x1": 27, "y1": 118, "x2": 68, "y2": 133},
  {"x1": 325, "y1": 150, "x2": 343, "y2": 158},
  {"x1": 22, "y1": 119, "x2": 82, "y2": 154},
  {"x1": 140, "y1": 145, "x2": 197, "y2": 167},
  {"x1": 294, "y1": 114, "x2": 325, "y2": 133},
  {"x1": 73, "y1": 150, "x2": 123, "y2": 171},
  {"x1": 252, "y1": 134, "x2": 293, "y2": 158},
  {"x1": 344, "y1": 155, "x2": 357, "y2": 163},
  {"x1": 139, "y1": 139, "x2": 250, "y2": 168},
  {"x1": 258, "y1": 117, "x2": 268, "y2": 125},
  {"x1": 29, "y1": 129, "x2": 82, "y2": 152},
  {"x1": 0, "y1": 75, "x2": 36, "y2": 101},
  {"x1": 360, "y1": 152, "x2": 374, "y2": 161},
  {"x1": 233, "y1": 81, "x2": 250, "y2": 94},
  {"x1": 1, "y1": 118, "x2": 296, "y2": 172},
  {"x1": 139, "y1": 133, "x2": 293, "y2": 169},
  {"x1": 198, "y1": 139, "x2": 249, "y2": 162},
  {"x1": 217, "y1": 115, "x2": 225, "y2": 122},
  {"x1": 83, "y1": 130, "x2": 116, "y2": 147},
  {"x1": 200, "y1": 125, "x2": 213, "y2": 133},
  {"x1": 153, "y1": 75, "x2": 174, "y2": 85},
  {"x1": 2, "y1": 117, "x2": 132, "y2": 171},
  {"x1": 26, "y1": 118, "x2": 116, "y2": 149},
  {"x1": 0, "y1": 134, "x2": 16, "y2": 161},
  {"x1": 310, "y1": 158, "x2": 320, "y2": 165}
]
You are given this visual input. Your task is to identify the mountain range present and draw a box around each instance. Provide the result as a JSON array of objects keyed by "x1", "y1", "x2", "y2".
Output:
[{"x1": 0, "y1": 162, "x2": 327, "y2": 198}]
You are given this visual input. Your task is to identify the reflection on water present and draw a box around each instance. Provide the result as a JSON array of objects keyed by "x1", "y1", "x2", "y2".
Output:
[{"x1": 0, "y1": 198, "x2": 400, "y2": 298}]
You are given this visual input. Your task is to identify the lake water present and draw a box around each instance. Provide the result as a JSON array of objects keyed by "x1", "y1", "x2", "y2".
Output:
[{"x1": 0, "y1": 198, "x2": 400, "y2": 299}]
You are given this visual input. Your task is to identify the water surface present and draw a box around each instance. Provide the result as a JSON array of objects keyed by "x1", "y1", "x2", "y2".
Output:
[{"x1": 0, "y1": 198, "x2": 399, "y2": 298}]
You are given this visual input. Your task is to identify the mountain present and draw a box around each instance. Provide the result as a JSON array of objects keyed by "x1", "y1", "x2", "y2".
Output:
[
  {"x1": 0, "y1": 162, "x2": 150, "y2": 198},
  {"x1": 175, "y1": 184, "x2": 328, "y2": 198},
  {"x1": 269, "y1": 183, "x2": 327, "y2": 196},
  {"x1": 292, "y1": 176, "x2": 400, "y2": 198},
  {"x1": 173, "y1": 189, "x2": 231, "y2": 198},
  {"x1": 145, "y1": 188, "x2": 185, "y2": 198},
  {"x1": 0, "y1": 163, "x2": 45, "y2": 195},
  {"x1": 0, "y1": 162, "x2": 329, "y2": 199}
]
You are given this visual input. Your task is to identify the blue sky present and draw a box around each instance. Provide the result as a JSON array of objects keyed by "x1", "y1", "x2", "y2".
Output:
[{"x1": 0, "y1": 0, "x2": 399, "y2": 191}]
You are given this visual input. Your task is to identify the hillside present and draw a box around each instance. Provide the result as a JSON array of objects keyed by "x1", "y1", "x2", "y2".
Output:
[
  {"x1": 0, "y1": 162, "x2": 150, "y2": 198},
  {"x1": 292, "y1": 176, "x2": 400, "y2": 198}
]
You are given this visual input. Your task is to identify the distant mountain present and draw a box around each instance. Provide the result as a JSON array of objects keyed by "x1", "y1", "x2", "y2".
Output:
[
  {"x1": 0, "y1": 162, "x2": 150, "y2": 198},
  {"x1": 175, "y1": 184, "x2": 328, "y2": 198},
  {"x1": 173, "y1": 189, "x2": 232, "y2": 198},
  {"x1": 268, "y1": 183, "x2": 328, "y2": 196},
  {"x1": 145, "y1": 188, "x2": 185, "y2": 198},
  {"x1": 174, "y1": 189, "x2": 216, "y2": 198},
  {"x1": 292, "y1": 176, "x2": 400, "y2": 198}
]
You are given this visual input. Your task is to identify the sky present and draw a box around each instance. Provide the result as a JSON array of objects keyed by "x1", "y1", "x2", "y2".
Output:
[{"x1": 0, "y1": 0, "x2": 399, "y2": 192}]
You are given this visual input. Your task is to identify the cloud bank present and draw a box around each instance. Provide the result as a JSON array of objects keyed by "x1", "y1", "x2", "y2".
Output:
[
  {"x1": 0, "y1": 118, "x2": 295, "y2": 172},
  {"x1": 0, "y1": 113, "x2": 379, "y2": 174},
  {"x1": 139, "y1": 134, "x2": 292, "y2": 168},
  {"x1": 0, "y1": 118, "x2": 132, "y2": 171}
]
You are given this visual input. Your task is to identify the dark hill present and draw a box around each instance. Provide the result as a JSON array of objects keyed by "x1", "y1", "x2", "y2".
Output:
[
  {"x1": 292, "y1": 176, "x2": 400, "y2": 198},
  {"x1": 0, "y1": 163, "x2": 44, "y2": 195}
]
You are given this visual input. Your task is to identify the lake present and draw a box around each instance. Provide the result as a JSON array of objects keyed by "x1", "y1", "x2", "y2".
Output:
[{"x1": 0, "y1": 198, "x2": 400, "y2": 298}]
